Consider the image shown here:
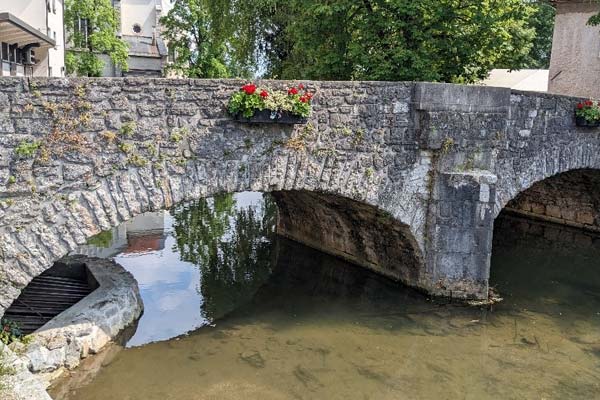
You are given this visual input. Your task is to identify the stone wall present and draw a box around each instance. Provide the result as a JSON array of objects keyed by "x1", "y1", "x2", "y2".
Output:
[{"x1": 0, "y1": 77, "x2": 599, "y2": 308}]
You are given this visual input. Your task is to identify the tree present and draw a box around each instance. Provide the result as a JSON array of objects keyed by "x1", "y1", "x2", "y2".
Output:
[
  {"x1": 64, "y1": 0, "x2": 128, "y2": 77},
  {"x1": 517, "y1": 1, "x2": 555, "y2": 69},
  {"x1": 160, "y1": 0, "x2": 229, "y2": 78},
  {"x1": 160, "y1": 0, "x2": 275, "y2": 78},
  {"x1": 262, "y1": 0, "x2": 545, "y2": 83}
]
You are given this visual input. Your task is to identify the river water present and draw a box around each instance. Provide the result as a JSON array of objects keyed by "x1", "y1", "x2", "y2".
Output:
[{"x1": 49, "y1": 193, "x2": 600, "y2": 400}]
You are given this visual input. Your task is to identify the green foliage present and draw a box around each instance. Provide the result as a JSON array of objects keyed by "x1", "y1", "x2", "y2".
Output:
[
  {"x1": 65, "y1": 0, "x2": 128, "y2": 76},
  {"x1": 86, "y1": 230, "x2": 113, "y2": 248},
  {"x1": 588, "y1": 1, "x2": 600, "y2": 27},
  {"x1": 525, "y1": 1, "x2": 555, "y2": 69},
  {"x1": 0, "y1": 319, "x2": 25, "y2": 345},
  {"x1": 14, "y1": 140, "x2": 40, "y2": 158},
  {"x1": 160, "y1": 0, "x2": 275, "y2": 78},
  {"x1": 160, "y1": 0, "x2": 229, "y2": 78},
  {"x1": 263, "y1": 0, "x2": 547, "y2": 83},
  {"x1": 228, "y1": 91, "x2": 265, "y2": 118},
  {"x1": 119, "y1": 122, "x2": 136, "y2": 137}
]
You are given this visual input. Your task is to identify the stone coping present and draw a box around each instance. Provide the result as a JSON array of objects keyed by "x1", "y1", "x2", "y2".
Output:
[{"x1": 2, "y1": 256, "x2": 143, "y2": 399}]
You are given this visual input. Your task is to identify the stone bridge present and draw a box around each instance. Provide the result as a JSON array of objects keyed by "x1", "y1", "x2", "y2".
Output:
[{"x1": 0, "y1": 77, "x2": 598, "y2": 315}]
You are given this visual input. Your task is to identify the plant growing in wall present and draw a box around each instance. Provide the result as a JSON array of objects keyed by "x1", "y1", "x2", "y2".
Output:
[
  {"x1": 575, "y1": 100, "x2": 600, "y2": 127},
  {"x1": 228, "y1": 83, "x2": 313, "y2": 124}
]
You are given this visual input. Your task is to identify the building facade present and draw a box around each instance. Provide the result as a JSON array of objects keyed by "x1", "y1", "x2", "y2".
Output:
[
  {"x1": 98, "y1": 0, "x2": 173, "y2": 77},
  {"x1": 549, "y1": 0, "x2": 600, "y2": 98},
  {"x1": 0, "y1": 0, "x2": 65, "y2": 77}
]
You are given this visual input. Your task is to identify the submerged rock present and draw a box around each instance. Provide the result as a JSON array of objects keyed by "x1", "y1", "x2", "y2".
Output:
[{"x1": 239, "y1": 350, "x2": 265, "y2": 368}]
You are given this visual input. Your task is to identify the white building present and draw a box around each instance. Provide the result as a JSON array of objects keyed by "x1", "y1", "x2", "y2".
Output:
[
  {"x1": 100, "y1": 0, "x2": 174, "y2": 77},
  {"x1": 0, "y1": 0, "x2": 65, "y2": 77}
]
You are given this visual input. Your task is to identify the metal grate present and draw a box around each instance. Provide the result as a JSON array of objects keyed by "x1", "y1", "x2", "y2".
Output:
[{"x1": 4, "y1": 264, "x2": 97, "y2": 334}]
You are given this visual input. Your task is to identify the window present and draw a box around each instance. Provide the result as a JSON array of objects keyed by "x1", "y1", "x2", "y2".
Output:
[
  {"x1": 1, "y1": 43, "x2": 8, "y2": 62},
  {"x1": 168, "y1": 45, "x2": 176, "y2": 63},
  {"x1": 74, "y1": 18, "x2": 89, "y2": 47},
  {"x1": 133, "y1": 23, "x2": 142, "y2": 34},
  {"x1": 8, "y1": 44, "x2": 17, "y2": 63}
]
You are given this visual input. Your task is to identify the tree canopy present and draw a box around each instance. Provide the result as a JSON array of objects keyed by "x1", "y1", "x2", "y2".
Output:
[
  {"x1": 65, "y1": 0, "x2": 128, "y2": 77},
  {"x1": 161, "y1": 0, "x2": 555, "y2": 82}
]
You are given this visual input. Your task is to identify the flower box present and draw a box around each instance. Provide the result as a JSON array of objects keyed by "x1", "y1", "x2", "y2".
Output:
[
  {"x1": 575, "y1": 100, "x2": 600, "y2": 128},
  {"x1": 232, "y1": 109, "x2": 308, "y2": 125},
  {"x1": 228, "y1": 83, "x2": 313, "y2": 125},
  {"x1": 575, "y1": 115, "x2": 600, "y2": 128}
]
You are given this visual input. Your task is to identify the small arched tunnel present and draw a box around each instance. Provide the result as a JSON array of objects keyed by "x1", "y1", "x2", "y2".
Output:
[{"x1": 490, "y1": 168, "x2": 600, "y2": 299}]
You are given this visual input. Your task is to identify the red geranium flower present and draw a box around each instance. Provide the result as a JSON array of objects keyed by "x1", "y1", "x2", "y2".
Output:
[
  {"x1": 299, "y1": 96, "x2": 308, "y2": 103},
  {"x1": 260, "y1": 90, "x2": 269, "y2": 98},
  {"x1": 577, "y1": 103, "x2": 584, "y2": 109},
  {"x1": 288, "y1": 87, "x2": 299, "y2": 95},
  {"x1": 585, "y1": 100, "x2": 593, "y2": 107},
  {"x1": 298, "y1": 84, "x2": 305, "y2": 90},
  {"x1": 306, "y1": 92, "x2": 313, "y2": 100},
  {"x1": 242, "y1": 84, "x2": 257, "y2": 95}
]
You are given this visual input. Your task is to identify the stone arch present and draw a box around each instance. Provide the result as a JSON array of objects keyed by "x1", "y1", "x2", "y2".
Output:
[
  {"x1": 495, "y1": 168, "x2": 600, "y2": 231},
  {"x1": 493, "y1": 141, "x2": 600, "y2": 219},
  {"x1": 0, "y1": 158, "x2": 426, "y2": 317}
]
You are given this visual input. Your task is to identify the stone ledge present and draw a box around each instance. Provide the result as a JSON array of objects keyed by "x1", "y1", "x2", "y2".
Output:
[
  {"x1": 3, "y1": 256, "x2": 143, "y2": 398},
  {"x1": 414, "y1": 82, "x2": 511, "y2": 113}
]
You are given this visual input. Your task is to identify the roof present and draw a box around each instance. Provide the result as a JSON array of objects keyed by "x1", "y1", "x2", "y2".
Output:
[
  {"x1": 0, "y1": 12, "x2": 55, "y2": 48},
  {"x1": 122, "y1": 35, "x2": 168, "y2": 58},
  {"x1": 481, "y1": 69, "x2": 549, "y2": 92}
]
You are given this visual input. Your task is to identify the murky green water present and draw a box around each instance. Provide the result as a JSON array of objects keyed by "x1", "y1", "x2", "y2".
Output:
[{"x1": 49, "y1": 194, "x2": 600, "y2": 400}]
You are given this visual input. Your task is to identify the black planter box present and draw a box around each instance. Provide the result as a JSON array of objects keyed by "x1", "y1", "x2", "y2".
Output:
[
  {"x1": 232, "y1": 109, "x2": 308, "y2": 125},
  {"x1": 575, "y1": 115, "x2": 600, "y2": 128}
]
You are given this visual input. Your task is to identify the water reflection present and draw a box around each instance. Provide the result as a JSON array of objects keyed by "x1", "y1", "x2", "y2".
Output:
[
  {"x1": 51, "y1": 200, "x2": 600, "y2": 400},
  {"x1": 172, "y1": 193, "x2": 276, "y2": 321},
  {"x1": 73, "y1": 192, "x2": 276, "y2": 346}
]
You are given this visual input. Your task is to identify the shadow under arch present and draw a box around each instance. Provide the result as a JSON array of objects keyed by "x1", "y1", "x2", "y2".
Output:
[
  {"x1": 490, "y1": 168, "x2": 600, "y2": 298},
  {"x1": 496, "y1": 168, "x2": 600, "y2": 232},
  {"x1": 271, "y1": 190, "x2": 425, "y2": 289}
]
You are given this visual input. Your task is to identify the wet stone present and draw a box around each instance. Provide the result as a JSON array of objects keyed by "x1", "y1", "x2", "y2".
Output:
[{"x1": 239, "y1": 350, "x2": 265, "y2": 368}]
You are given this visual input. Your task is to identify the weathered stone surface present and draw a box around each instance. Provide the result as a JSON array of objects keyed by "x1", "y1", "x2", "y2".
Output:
[
  {"x1": 0, "y1": 77, "x2": 598, "y2": 318},
  {"x1": 18, "y1": 256, "x2": 142, "y2": 378},
  {"x1": 0, "y1": 344, "x2": 52, "y2": 400}
]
